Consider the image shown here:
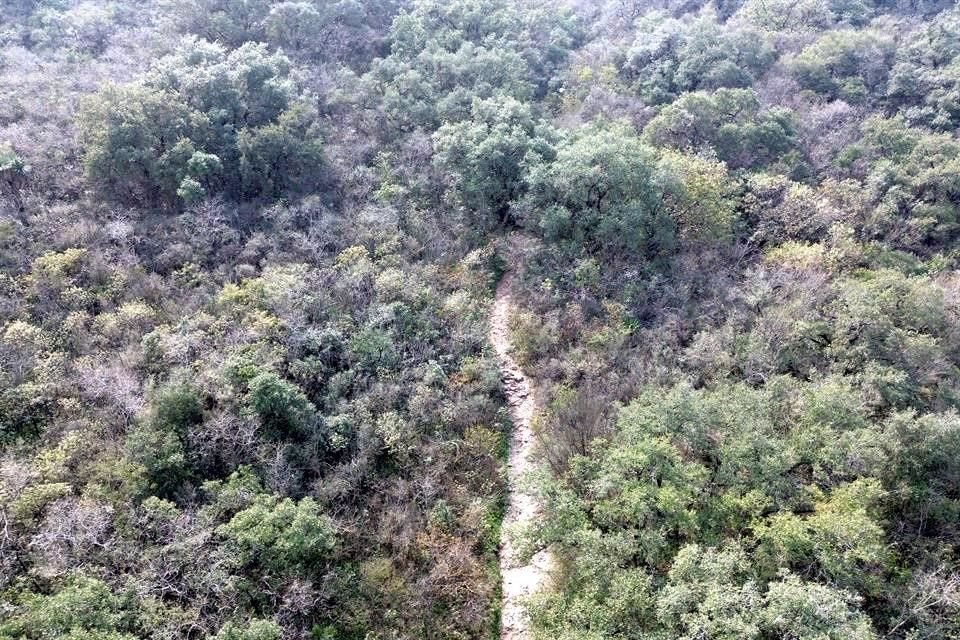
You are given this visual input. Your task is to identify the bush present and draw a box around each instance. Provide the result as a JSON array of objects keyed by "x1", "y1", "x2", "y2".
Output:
[
  {"x1": 218, "y1": 494, "x2": 336, "y2": 574},
  {"x1": 245, "y1": 372, "x2": 316, "y2": 438},
  {"x1": 79, "y1": 39, "x2": 326, "y2": 208}
]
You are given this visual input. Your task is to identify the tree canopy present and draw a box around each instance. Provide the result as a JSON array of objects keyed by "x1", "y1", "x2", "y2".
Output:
[{"x1": 3, "y1": 0, "x2": 960, "y2": 638}]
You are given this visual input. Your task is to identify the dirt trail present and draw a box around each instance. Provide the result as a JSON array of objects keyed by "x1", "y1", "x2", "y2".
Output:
[{"x1": 490, "y1": 252, "x2": 550, "y2": 640}]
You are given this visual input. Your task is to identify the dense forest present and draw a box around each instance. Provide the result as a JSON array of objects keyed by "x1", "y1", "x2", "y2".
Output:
[{"x1": 2, "y1": 0, "x2": 960, "y2": 638}]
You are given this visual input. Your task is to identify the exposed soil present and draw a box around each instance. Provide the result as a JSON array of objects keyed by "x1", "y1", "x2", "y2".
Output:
[{"x1": 490, "y1": 249, "x2": 550, "y2": 640}]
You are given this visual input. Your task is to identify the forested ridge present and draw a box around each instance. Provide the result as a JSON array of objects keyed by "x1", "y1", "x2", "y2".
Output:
[{"x1": 1, "y1": 0, "x2": 960, "y2": 639}]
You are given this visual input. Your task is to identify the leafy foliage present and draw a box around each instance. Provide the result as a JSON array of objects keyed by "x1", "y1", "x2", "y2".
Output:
[
  {"x1": 4, "y1": 0, "x2": 960, "y2": 639},
  {"x1": 789, "y1": 28, "x2": 895, "y2": 103},
  {"x1": 218, "y1": 494, "x2": 335, "y2": 573},
  {"x1": 361, "y1": 0, "x2": 580, "y2": 131},
  {"x1": 887, "y1": 8, "x2": 960, "y2": 129},
  {"x1": 623, "y1": 11, "x2": 775, "y2": 105},
  {"x1": 525, "y1": 121, "x2": 674, "y2": 256},
  {"x1": 642, "y1": 88, "x2": 802, "y2": 171},
  {"x1": 433, "y1": 95, "x2": 556, "y2": 226},
  {"x1": 0, "y1": 576, "x2": 138, "y2": 640},
  {"x1": 79, "y1": 39, "x2": 325, "y2": 207}
]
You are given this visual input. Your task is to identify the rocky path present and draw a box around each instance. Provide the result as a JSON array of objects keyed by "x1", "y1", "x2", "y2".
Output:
[{"x1": 490, "y1": 263, "x2": 550, "y2": 640}]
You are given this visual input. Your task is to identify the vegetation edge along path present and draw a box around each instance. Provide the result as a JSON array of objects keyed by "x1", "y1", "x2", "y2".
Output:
[{"x1": 490, "y1": 248, "x2": 551, "y2": 640}]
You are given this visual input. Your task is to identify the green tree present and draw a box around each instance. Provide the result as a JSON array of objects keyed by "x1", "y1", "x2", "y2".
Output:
[
  {"x1": 755, "y1": 480, "x2": 889, "y2": 592},
  {"x1": 761, "y1": 574, "x2": 878, "y2": 640},
  {"x1": 78, "y1": 84, "x2": 201, "y2": 207},
  {"x1": 887, "y1": 8, "x2": 960, "y2": 130},
  {"x1": 236, "y1": 104, "x2": 325, "y2": 200},
  {"x1": 218, "y1": 494, "x2": 336, "y2": 574},
  {"x1": 655, "y1": 543, "x2": 763, "y2": 640},
  {"x1": 245, "y1": 371, "x2": 315, "y2": 438},
  {"x1": 528, "y1": 381, "x2": 902, "y2": 639},
  {"x1": 163, "y1": 0, "x2": 271, "y2": 46},
  {"x1": 838, "y1": 116, "x2": 960, "y2": 252},
  {"x1": 881, "y1": 411, "x2": 960, "y2": 542},
  {"x1": 126, "y1": 383, "x2": 204, "y2": 498},
  {"x1": 525, "y1": 121, "x2": 675, "y2": 256},
  {"x1": 0, "y1": 576, "x2": 138, "y2": 640},
  {"x1": 79, "y1": 38, "x2": 325, "y2": 207},
  {"x1": 789, "y1": 29, "x2": 895, "y2": 103},
  {"x1": 214, "y1": 618, "x2": 282, "y2": 640},
  {"x1": 362, "y1": 0, "x2": 579, "y2": 131},
  {"x1": 433, "y1": 95, "x2": 555, "y2": 225},
  {"x1": 264, "y1": 0, "x2": 381, "y2": 64},
  {"x1": 656, "y1": 150, "x2": 737, "y2": 243},
  {"x1": 624, "y1": 11, "x2": 774, "y2": 105},
  {"x1": 736, "y1": 0, "x2": 837, "y2": 34},
  {"x1": 264, "y1": 2, "x2": 323, "y2": 53},
  {"x1": 642, "y1": 89, "x2": 801, "y2": 171}
]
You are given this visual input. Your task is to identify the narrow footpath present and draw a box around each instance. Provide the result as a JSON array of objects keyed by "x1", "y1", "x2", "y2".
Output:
[{"x1": 490, "y1": 261, "x2": 551, "y2": 640}]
